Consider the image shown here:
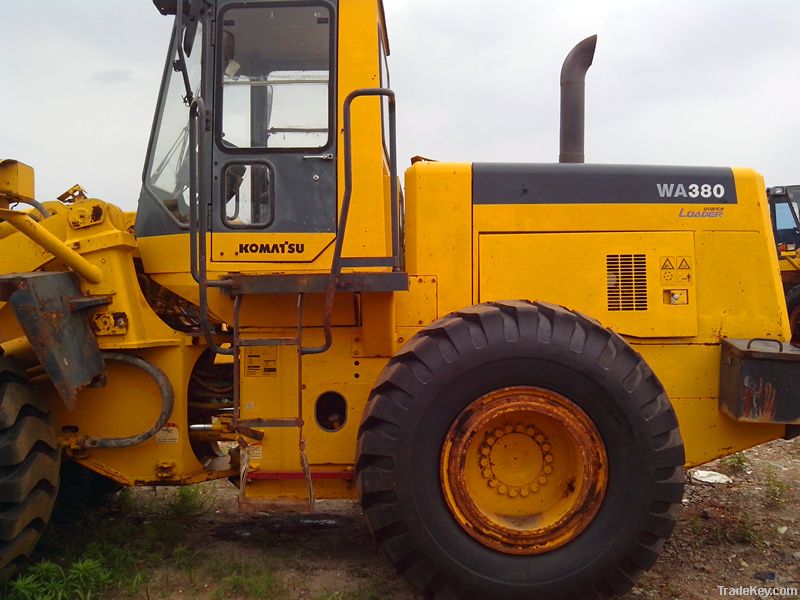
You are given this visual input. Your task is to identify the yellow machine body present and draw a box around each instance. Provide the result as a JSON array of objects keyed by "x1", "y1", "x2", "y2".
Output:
[
  {"x1": 0, "y1": 0, "x2": 791, "y2": 501},
  {"x1": 0, "y1": 162, "x2": 789, "y2": 498}
]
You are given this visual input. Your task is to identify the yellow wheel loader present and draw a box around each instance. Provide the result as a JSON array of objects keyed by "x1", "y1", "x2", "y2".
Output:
[
  {"x1": 1, "y1": 1, "x2": 798, "y2": 598},
  {"x1": 768, "y1": 185, "x2": 800, "y2": 337}
]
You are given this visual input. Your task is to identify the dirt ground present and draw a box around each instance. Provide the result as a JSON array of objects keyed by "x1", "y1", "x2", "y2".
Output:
[
  {"x1": 9, "y1": 437, "x2": 800, "y2": 600},
  {"x1": 621, "y1": 437, "x2": 800, "y2": 600}
]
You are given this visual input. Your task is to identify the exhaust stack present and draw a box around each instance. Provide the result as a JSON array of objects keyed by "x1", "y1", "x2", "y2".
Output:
[{"x1": 559, "y1": 35, "x2": 597, "y2": 164}]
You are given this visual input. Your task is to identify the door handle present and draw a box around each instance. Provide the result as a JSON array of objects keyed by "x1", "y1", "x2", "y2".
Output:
[{"x1": 302, "y1": 153, "x2": 334, "y2": 161}]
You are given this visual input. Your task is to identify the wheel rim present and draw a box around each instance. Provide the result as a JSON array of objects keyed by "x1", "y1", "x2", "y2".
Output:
[{"x1": 440, "y1": 386, "x2": 608, "y2": 555}]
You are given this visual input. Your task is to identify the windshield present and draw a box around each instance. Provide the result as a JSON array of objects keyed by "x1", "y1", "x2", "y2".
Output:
[
  {"x1": 142, "y1": 21, "x2": 204, "y2": 224},
  {"x1": 775, "y1": 201, "x2": 799, "y2": 230},
  {"x1": 219, "y1": 6, "x2": 332, "y2": 150}
]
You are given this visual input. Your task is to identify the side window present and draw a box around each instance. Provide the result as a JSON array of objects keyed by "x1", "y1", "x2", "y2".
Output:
[
  {"x1": 222, "y1": 163, "x2": 274, "y2": 227},
  {"x1": 378, "y1": 33, "x2": 391, "y2": 153},
  {"x1": 775, "y1": 201, "x2": 799, "y2": 231},
  {"x1": 144, "y1": 22, "x2": 203, "y2": 224},
  {"x1": 219, "y1": 6, "x2": 332, "y2": 150}
]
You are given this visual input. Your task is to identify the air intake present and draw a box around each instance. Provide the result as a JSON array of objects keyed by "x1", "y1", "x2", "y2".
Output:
[{"x1": 607, "y1": 254, "x2": 647, "y2": 311}]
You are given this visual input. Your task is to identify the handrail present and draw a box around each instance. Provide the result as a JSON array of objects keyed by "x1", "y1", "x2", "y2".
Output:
[
  {"x1": 338, "y1": 88, "x2": 400, "y2": 271},
  {"x1": 301, "y1": 87, "x2": 400, "y2": 356},
  {"x1": 188, "y1": 96, "x2": 234, "y2": 356}
]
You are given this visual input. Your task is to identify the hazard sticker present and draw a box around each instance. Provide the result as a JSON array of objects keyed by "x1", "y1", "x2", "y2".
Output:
[
  {"x1": 660, "y1": 256, "x2": 676, "y2": 286},
  {"x1": 248, "y1": 444, "x2": 263, "y2": 463},
  {"x1": 155, "y1": 423, "x2": 179, "y2": 445},
  {"x1": 677, "y1": 256, "x2": 693, "y2": 284}
]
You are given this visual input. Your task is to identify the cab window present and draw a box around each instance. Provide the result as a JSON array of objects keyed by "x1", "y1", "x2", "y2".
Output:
[{"x1": 219, "y1": 5, "x2": 332, "y2": 150}]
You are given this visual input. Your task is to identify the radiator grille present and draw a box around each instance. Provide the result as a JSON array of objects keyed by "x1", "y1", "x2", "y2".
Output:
[{"x1": 606, "y1": 254, "x2": 647, "y2": 311}]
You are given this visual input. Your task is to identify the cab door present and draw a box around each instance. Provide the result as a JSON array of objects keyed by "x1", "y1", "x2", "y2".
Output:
[{"x1": 210, "y1": 1, "x2": 337, "y2": 265}]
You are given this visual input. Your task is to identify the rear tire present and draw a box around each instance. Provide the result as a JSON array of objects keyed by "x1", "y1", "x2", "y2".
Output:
[
  {"x1": 786, "y1": 285, "x2": 800, "y2": 342},
  {"x1": 0, "y1": 358, "x2": 60, "y2": 581},
  {"x1": 357, "y1": 301, "x2": 685, "y2": 599}
]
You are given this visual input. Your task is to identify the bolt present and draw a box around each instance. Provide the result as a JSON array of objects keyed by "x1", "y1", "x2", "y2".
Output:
[{"x1": 312, "y1": 174, "x2": 320, "y2": 182}]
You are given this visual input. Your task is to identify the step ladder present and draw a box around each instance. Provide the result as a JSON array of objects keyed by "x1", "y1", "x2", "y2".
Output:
[{"x1": 185, "y1": 88, "x2": 409, "y2": 507}]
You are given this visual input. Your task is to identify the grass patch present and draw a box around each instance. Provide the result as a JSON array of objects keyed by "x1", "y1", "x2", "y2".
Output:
[
  {"x1": 764, "y1": 468, "x2": 790, "y2": 507},
  {"x1": 166, "y1": 485, "x2": 216, "y2": 520},
  {"x1": 718, "y1": 452, "x2": 749, "y2": 475},
  {"x1": 1, "y1": 484, "x2": 220, "y2": 599},
  {"x1": 210, "y1": 559, "x2": 280, "y2": 600},
  {"x1": 5, "y1": 558, "x2": 111, "y2": 600},
  {"x1": 313, "y1": 592, "x2": 346, "y2": 600}
]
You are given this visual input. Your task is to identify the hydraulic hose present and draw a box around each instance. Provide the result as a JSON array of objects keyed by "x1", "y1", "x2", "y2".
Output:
[{"x1": 82, "y1": 352, "x2": 175, "y2": 449}]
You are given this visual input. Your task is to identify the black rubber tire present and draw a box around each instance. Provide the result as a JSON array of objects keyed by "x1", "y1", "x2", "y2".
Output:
[
  {"x1": 785, "y1": 285, "x2": 800, "y2": 342},
  {"x1": 357, "y1": 301, "x2": 685, "y2": 600},
  {"x1": 0, "y1": 358, "x2": 60, "y2": 581},
  {"x1": 58, "y1": 460, "x2": 122, "y2": 509}
]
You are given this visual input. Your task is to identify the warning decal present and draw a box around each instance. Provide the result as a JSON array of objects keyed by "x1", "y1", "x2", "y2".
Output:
[
  {"x1": 660, "y1": 256, "x2": 676, "y2": 286},
  {"x1": 677, "y1": 256, "x2": 693, "y2": 284},
  {"x1": 156, "y1": 423, "x2": 179, "y2": 445},
  {"x1": 244, "y1": 352, "x2": 277, "y2": 378}
]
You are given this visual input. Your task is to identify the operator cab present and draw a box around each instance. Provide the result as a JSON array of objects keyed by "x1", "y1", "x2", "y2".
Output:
[
  {"x1": 769, "y1": 185, "x2": 800, "y2": 250},
  {"x1": 136, "y1": 0, "x2": 401, "y2": 281}
]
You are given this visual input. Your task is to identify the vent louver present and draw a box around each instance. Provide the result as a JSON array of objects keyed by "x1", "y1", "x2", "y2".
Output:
[{"x1": 607, "y1": 254, "x2": 647, "y2": 311}]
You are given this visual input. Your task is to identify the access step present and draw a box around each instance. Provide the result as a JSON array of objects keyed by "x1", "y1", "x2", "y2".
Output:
[{"x1": 225, "y1": 271, "x2": 409, "y2": 295}]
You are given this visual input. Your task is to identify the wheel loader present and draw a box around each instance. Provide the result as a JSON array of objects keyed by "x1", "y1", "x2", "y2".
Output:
[
  {"x1": 768, "y1": 185, "x2": 800, "y2": 336},
  {"x1": 1, "y1": 1, "x2": 798, "y2": 598}
]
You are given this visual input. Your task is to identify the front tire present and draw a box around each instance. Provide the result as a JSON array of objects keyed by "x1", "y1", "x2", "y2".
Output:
[
  {"x1": 357, "y1": 301, "x2": 685, "y2": 599},
  {"x1": 0, "y1": 358, "x2": 60, "y2": 581}
]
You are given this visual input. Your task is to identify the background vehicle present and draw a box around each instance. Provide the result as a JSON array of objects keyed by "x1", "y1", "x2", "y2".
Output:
[
  {"x1": 1, "y1": 1, "x2": 798, "y2": 598},
  {"x1": 768, "y1": 185, "x2": 800, "y2": 337}
]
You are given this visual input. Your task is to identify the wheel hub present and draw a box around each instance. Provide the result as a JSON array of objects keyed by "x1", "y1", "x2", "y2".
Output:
[
  {"x1": 440, "y1": 387, "x2": 608, "y2": 555},
  {"x1": 479, "y1": 425, "x2": 554, "y2": 496}
]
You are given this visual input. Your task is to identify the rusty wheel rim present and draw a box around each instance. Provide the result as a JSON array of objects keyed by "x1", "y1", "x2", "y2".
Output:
[{"x1": 440, "y1": 386, "x2": 608, "y2": 555}]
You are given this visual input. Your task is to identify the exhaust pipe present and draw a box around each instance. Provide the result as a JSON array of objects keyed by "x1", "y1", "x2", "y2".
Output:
[{"x1": 559, "y1": 35, "x2": 597, "y2": 164}]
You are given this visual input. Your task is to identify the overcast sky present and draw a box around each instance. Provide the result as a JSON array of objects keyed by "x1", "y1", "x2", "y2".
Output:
[{"x1": 2, "y1": 1, "x2": 799, "y2": 211}]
